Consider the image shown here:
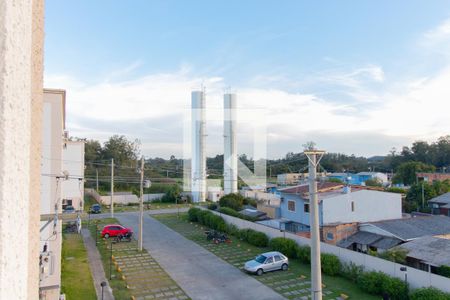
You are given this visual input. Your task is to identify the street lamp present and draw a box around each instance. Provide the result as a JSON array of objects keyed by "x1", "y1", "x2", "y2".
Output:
[
  {"x1": 100, "y1": 281, "x2": 107, "y2": 300},
  {"x1": 109, "y1": 240, "x2": 113, "y2": 280},
  {"x1": 400, "y1": 266, "x2": 408, "y2": 286}
]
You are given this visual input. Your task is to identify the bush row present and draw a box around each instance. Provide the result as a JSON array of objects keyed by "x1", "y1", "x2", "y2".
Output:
[
  {"x1": 187, "y1": 208, "x2": 449, "y2": 299},
  {"x1": 188, "y1": 207, "x2": 268, "y2": 247}
]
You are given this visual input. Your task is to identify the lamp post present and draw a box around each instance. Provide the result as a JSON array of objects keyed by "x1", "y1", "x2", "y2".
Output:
[
  {"x1": 400, "y1": 266, "x2": 408, "y2": 286},
  {"x1": 100, "y1": 281, "x2": 107, "y2": 300},
  {"x1": 109, "y1": 240, "x2": 113, "y2": 280}
]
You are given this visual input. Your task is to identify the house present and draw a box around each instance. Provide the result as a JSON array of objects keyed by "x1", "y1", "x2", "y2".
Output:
[
  {"x1": 275, "y1": 183, "x2": 402, "y2": 236},
  {"x1": 277, "y1": 173, "x2": 301, "y2": 185},
  {"x1": 40, "y1": 89, "x2": 66, "y2": 299},
  {"x1": 327, "y1": 172, "x2": 388, "y2": 186},
  {"x1": 340, "y1": 215, "x2": 450, "y2": 255},
  {"x1": 396, "y1": 236, "x2": 450, "y2": 272},
  {"x1": 428, "y1": 192, "x2": 450, "y2": 216},
  {"x1": 417, "y1": 172, "x2": 450, "y2": 183},
  {"x1": 207, "y1": 186, "x2": 223, "y2": 202},
  {"x1": 356, "y1": 172, "x2": 388, "y2": 184},
  {"x1": 61, "y1": 140, "x2": 85, "y2": 211}
]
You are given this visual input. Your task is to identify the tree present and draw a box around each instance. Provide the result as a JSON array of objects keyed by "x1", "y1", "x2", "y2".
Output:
[
  {"x1": 365, "y1": 178, "x2": 382, "y2": 187},
  {"x1": 102, "y1": 135, "x2": 140, "y2": 165},
  {"x1": 406, "y1": 182, "x2": 437, "y2": 211},
  {"x1": 84, "y1": 139, "x2": 102, "y2": 162},
  {"x1": 392, "y1": 161, "x2": 435, "y2": 185},
  {"x1": 378, "y1": 248, "x2": 408, "y2": 264}
]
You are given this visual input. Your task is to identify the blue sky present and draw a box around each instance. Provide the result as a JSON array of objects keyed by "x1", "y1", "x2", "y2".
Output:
[{"x1": 44, "y1": 1, "x2": 450, "y2": 158}]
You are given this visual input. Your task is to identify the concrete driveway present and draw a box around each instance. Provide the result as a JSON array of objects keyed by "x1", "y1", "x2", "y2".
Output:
[{"x1": 117, "y1": 213, "x2": 285, "y2": 300}]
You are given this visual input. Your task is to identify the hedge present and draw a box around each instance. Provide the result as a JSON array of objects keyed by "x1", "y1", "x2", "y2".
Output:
[
  {"x1": 437, "y1": 265, "x2": 450, "y2": 279},
  {"x1": 321, "y1": 253, "x2": 341, "y2": 276},
  {"x1": 269, "y1": 237, "x2": 299, "y2": 259},
  {"x1": 297, "y1": 245, "x2": 311, "y2": 264},
  {"x1": 357, "y1": 271, "x2": 408, "y2": 300},
  {"x1": 188, "y1": 207, "x2": 201, "y2": 222},
  {"x1": 410, "y1": 287, "x2": 450, "y2": 300},
  {"x1": 187, "y1": 208, "x2": 268, "y2": 247},
  {"x1": 238, "y1": 228, "x2": 269, "y2": 247}
]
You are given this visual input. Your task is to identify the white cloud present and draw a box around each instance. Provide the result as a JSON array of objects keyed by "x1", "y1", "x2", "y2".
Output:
[
  {"x1": 424, "y1": 18, "x2": 450, "y2": 42},
  {"x1": 44, "y1": 59, "x2": 450, "y2": 159}
]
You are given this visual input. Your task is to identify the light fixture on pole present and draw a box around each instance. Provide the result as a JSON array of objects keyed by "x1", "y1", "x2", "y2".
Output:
[
  {"x1": 100, "y1": 281, "x2": 107, "y2": 300},
  {"x1": 400, "y1": 266, "x2": 408, "y2": 286},
  {"x1": 304, "y1": 147, "x2": 325, "y2": 300}
]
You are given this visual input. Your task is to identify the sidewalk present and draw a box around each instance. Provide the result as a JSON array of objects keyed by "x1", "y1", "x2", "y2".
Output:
[{"x1": 81, "y1": 228, "x2": 115, "y2": 300}]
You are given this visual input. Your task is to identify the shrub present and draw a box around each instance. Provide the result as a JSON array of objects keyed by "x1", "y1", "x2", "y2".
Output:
[
  {"x1": 247, "y1": 230, "x2": 269, "y2": 247},
  {"x1": 436, "y1": 265, "x2": 450, "y2": 278},
  {"x1": 296, "y1": 246, "x2": 311, "y2": 264},
  {"x1": 225, "y1": 224, "x2": 240, "y2": 236},
  {"x1": 321, "y1": 253, "x2": 341, "y2": 276},
  {"x1": 197, "y1": 210, "x2": 210, "y2": 225},
  {"x1": 219, "y1": 193, "x2": 244, "y2": 211},
  {"x1": 357, "y1": 271, "x2": 408, "y2": 299},
  {"x1": 188, "y1": 207, "x2": 201, "y2": 222},
  {"x1": 208, "y1": 202, "x2": 218, "y2": 210},
  {"x1": 341, "y1": 262, "x2": 364, "y2": 283},
  {"x1": 243, "y1": 197, "x2": 257, "y2": 207},
  {"x1": 237, "y1": 228, "x2": 268, "y2": 247},
  {"x1": 219, "y1": 207, "x2": 240, "y2": 217},
  {"x1": 269, "y1": 238, "x2": 299, "y2": 259},
  {"x1": 357, "y1": 271, "x2": 385, "y2": 295},
  {"x1": 410, "y1": 287, "x2": 450, "y2": 300}
]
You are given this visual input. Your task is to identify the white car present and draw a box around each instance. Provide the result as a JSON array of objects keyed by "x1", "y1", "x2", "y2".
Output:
[{"x1": 244, "y1": 251, "x2": 289, "y2": 276}]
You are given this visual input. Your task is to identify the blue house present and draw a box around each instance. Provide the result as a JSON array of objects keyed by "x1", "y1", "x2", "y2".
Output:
[{"x1": 277, "y1": 183, "x2": 344, "y2": 233}]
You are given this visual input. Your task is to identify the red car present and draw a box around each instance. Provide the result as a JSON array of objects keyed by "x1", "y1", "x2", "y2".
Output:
[{"x1": 101, "y1": 224, "x2": 132, "y2": 238}]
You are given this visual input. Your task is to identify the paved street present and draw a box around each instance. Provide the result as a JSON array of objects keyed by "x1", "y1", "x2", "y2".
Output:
[{"x1": 117, "y1": 213, "x2": 285, "y2": 300}]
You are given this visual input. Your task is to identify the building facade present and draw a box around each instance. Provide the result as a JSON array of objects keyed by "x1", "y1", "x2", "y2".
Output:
[
  {"x1": 62, "y1": 140, "x2": 85, "y2": 211},
  {"x1": 39, "y1": 89, "x2": 65, "y2": 299}
]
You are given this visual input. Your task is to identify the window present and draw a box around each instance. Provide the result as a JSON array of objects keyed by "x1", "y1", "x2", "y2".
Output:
[
  {"x1": 265, "y1": 257, "x2": 273, "y2": 264},
  {"x1": 351, "y1": 201, "x2": 355, "y2": 212},
  {"x1": 274, "y1": 255, "x2": 282, "y2": 262},
  {"x1": 304, "y1": 203, "x2": 310, "y2": 213},
  {"x1": 288, "y1": 200, "x2": 296, "y2": 212},
  {"x1": 326, "y1": 232, "x2": 334, "y2": 240}
]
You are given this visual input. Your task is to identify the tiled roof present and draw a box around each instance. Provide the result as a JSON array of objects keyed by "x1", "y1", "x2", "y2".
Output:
[
  {"x1": 398, "y1": 236, "x2": 450, "y2": 266},
  {"x1": 429, "y1": 192, "x2": 450, "y2": 205},
  {"x1": 278, "y1": 182, "x2": 344, "y2": 194},
  {"x1": 368, "y1": 215, "x2": 450, "y2": 241}
]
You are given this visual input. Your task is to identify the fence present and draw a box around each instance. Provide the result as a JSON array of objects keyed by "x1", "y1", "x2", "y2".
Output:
[
  {"x1": 208, "y1": 208, "x2": 450, "y2": 292},
  {"x1": 85, "y1": 189, "x2": 164, "y2": 205}
]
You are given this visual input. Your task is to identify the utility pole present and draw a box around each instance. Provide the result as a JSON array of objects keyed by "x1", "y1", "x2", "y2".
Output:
[
  {"x1": 422, "y1": 181, "x2": 425, "y2": 211},
  {"x1": 96, "y1": 168, "x2": 99, "y2": 192},
  {"x1": 304, "y1": 148, "x2": 325, "y2": 300},
  {"x1": 138, "y1": 157, "x2": 144, "y2": 251},
  {"x1": 111, "y1": 158, "x2": 114, "y2": 218}
]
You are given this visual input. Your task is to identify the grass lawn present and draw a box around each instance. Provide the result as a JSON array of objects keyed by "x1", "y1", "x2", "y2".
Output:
[
  {"x1": 113, "y1": 202, "x2": 192, "y2": 213},
  {"x1": 61, "y1": 233, "x2": 96, "y2": 299},
  {"x1": 154, "y1": 213, "x2": 379, "y2": 300}
]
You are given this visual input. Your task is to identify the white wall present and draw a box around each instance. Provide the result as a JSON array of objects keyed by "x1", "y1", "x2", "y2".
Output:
[
  {"x1": 322, "y1": 190, "x2": 401, "y2": 224},
  {"x1": 205, "y1": 208, "x2": 450, "y2": 293},
  {"x1": 62, "y1": 141, "x2": 85, "y2": 211},
  {"x1": 241, "y1": 190, "x2": 280, "y2": 206},
  {"x1": 39, "y1": 90, "x2": 65, "y2": 299}
]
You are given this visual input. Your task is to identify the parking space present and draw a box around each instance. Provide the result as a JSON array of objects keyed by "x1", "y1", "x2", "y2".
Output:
[{"x1": 154, "y1": 214, "x2": 378, "y2": 300}]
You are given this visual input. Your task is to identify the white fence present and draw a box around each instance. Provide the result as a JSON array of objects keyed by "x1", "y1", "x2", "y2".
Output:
[
  {"x1": 208, "y1": 209, "x2": 450, "y2": 292},
  {"x1": 85, "y1": 189, "x2": 164, "y2": 205}
]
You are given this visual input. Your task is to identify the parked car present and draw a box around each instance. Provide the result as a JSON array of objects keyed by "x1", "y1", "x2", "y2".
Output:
[
  {"x1": 63, "y1": 205, "x2": 75, "y2": 213},
  {"x1": 101, "y1": 224, "x2": 133, "y2": 239},
  {"x1": 244, "y1": 251, "x2": 288, "y2": 276},
  {"x1": 90, "y1": 204, "x2": 102, "y2": 214}
]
